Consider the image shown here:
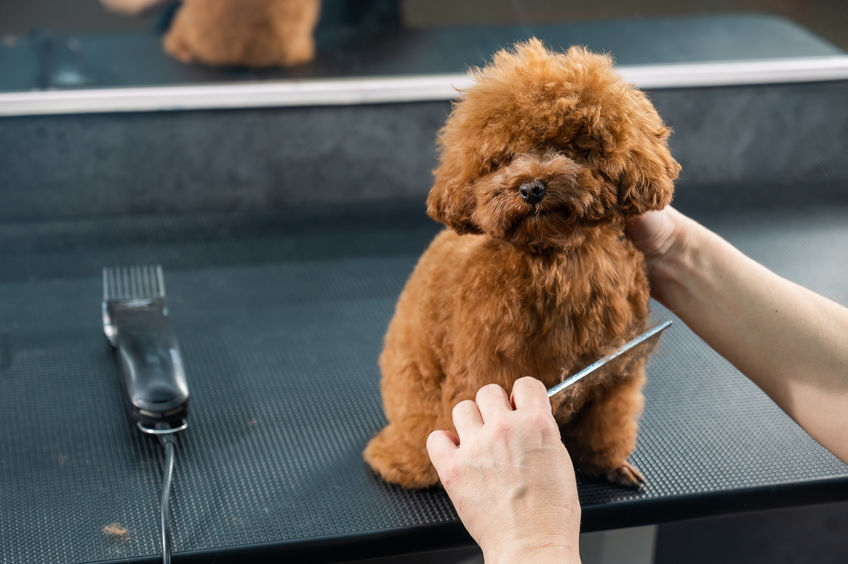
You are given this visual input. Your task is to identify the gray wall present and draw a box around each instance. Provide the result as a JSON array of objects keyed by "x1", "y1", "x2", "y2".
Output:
[{"x1": 1, "y1": 80, "x2": 847, "y2": 221}]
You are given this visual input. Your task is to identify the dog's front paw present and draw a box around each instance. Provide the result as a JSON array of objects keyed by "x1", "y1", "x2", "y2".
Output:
[
  {"x1": 364, "y1": 424, "x2": 439, "y2": 488},
  {"x1": 605, "y1": 461, "x2": 645, "y2": 489}
]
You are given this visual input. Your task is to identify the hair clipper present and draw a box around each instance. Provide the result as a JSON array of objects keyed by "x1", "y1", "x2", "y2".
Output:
[{"x1": 102, "y1": 265, "x2": 189, "y2": 431}]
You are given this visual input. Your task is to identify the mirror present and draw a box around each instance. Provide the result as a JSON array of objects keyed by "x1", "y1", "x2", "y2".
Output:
[{"x1": 1, "y1": 1, "x2": 846, "y2": 98}]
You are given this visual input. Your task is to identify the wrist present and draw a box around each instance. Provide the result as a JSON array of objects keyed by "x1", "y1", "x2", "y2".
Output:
[
  {"x1": 482, "y1": 524, "x2": 581, "y2": 564},
  {"x1": 484, "y1": 542, "x2": 581, "y2": 564}
]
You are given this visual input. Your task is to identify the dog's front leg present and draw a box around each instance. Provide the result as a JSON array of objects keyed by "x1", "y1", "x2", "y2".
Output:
[{"x1": 559, "y1": 362, "x2": 648, "y2": 488}]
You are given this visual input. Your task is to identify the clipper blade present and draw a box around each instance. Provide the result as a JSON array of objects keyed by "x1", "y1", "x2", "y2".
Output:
[
  {"x1": 103, "y1": 264, "x2": 165, "y2": 301},
  {"x1": 102, "y1": 265, "x2": 166, "y2": 347}
]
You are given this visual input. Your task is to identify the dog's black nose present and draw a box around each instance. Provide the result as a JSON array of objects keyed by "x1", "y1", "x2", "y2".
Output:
[{"x1": 519, "y1": 180, "x2": 547, "y2": 205}]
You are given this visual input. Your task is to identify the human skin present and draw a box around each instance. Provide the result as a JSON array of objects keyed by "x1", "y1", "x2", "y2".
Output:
[
  {"x1": 426, "y1": 377, "x2": 582, "y2": 564},
  {"x1": 100, "y1": 0, "x2": 169, "y2": 16},
  {"x1": 428, "y1": 206, "x2": 848, "y2": 562},
  {"x1": 626, "y1": 206, "x2": 848, "y2": 464}
]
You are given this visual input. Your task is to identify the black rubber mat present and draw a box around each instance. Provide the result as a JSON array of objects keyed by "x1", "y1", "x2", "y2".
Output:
[{"x1": 1, "y1": 201, "x2": 847, "y2": 563}]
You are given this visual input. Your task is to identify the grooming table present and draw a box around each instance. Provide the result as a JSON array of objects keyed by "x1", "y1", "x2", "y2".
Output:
[{"x1": 1, "y1": 199, "x2": 846, "y2": 563}]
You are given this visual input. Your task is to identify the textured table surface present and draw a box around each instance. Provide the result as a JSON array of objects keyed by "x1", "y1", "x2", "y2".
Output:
[{"x1": 1, "y1": 200, "x2": 846, "y2": 563}]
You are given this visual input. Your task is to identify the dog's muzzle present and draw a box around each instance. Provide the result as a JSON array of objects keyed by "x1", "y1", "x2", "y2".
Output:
[{"x1": 519, "y1": 179, "x2": 547, "y2": 205}]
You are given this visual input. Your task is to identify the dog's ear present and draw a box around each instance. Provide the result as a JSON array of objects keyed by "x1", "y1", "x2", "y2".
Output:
[
  {"x1": 555, "y1": 46, "x2": 680, "y2": 216},
  {"x1": 614, "y1": 125, "x2": 680, "y2": 216},
  {"x1": 426, "y1": 158, "x2": 482, "y2": 234}
]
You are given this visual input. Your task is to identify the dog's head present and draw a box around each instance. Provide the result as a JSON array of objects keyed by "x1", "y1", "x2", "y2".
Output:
[{"x1": 427, "y1": 39, "x2": 680, "y2": 249}]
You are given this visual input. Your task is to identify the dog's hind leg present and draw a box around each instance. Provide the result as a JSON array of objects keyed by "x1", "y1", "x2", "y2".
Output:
[
  {"x1": 364, "y1": 355, "x2": 445, "y2": 488},
  {"x1": 364, "y1": 417, "x2": 441, "y2": 488},
  {"x1": 560, "y1": 362, "x2": 647, "y2": 488}
]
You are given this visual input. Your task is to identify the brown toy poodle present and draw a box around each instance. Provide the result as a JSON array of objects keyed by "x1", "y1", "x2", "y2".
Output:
[
  {"x1": 363, "y1": 39, "x2": 680, "y2": 489},
  {"x1": 164, "y1": 0, "x2": 320, "y2": 68}
]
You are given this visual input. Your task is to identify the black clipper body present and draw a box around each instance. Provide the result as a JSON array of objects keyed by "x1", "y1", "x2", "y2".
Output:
[{"x1": 103, "y1": 266, "x2": 189, "y2": 430}]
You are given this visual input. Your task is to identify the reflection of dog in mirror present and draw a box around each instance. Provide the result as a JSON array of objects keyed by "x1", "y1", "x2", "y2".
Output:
[
  {"x1": 364, "y1": 39, "x2": 679, "y2": 489},
  {"x1": 164, "y1": 0, "x2": 320, "y2": 68}
]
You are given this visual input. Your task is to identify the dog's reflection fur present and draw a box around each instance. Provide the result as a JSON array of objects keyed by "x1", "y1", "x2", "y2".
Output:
[{"x1": 164, "y1": 0, "x2": 319, "y2": 68}]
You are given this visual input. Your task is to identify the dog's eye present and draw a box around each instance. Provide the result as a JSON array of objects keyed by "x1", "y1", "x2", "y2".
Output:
[{"x1": 485, "y1": 154, "x2": 513, "y2": 174}]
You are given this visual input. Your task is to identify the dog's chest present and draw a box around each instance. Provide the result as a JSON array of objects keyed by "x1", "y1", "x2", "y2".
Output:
[
  {"x1": 463, "y1": 251, "x2": 603, "y2": 376},
  {"x1": 424, "y1": 231, "x2": 644, "y2": 386}
]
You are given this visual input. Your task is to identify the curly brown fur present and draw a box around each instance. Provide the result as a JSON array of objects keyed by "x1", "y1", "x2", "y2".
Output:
[
  {"x1": 164, "y1": 0, "x2": 320, "y2": 68},
  {"x1": 364, "y1": 39, "x2": 679, "y2": 488}
]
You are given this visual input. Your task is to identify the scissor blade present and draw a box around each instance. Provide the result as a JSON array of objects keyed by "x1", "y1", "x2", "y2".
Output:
[{"x1": 547, "y1": 320, "x2": 672, "y2": 398}]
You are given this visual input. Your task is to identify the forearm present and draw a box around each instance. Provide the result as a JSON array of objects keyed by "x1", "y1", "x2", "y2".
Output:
[{"x1": 653, "y1": 209, "x2": 848, "y2": 462}]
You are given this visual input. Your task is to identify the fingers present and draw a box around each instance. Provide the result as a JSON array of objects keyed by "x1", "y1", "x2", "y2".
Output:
[
  {"x1": 453, "y1": 379, "x2": 552, "y2": 442},
  {"x1": 510, "y1": 376, "x2": 550, "y2": 411},
  {"x1": 452, "y1": 399, "x2": 483, "y2": 438},
  {"x1": 475, "y1": 383, "x2": 511, "y2": 422},
  {"x1": 426, "y1": 430, "x2": 459, "y2": 463},
  {"x1": 624, "y1": 207, "x2": 679, "y2": 259}
]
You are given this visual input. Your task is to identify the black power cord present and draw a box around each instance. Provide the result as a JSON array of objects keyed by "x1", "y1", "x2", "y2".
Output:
[{"x1": 158, "y1": 433, "x2": 177, "y2": 564}]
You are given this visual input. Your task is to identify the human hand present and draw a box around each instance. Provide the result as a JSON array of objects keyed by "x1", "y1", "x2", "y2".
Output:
[
  {"x1": 100, "y1": 0, "x2": 167, "y2": 16},
  {"x1": 625, "y1": 206, "x2": 694, "y2": 303},
  {"x1": 624, "y1": 206, "x2": 683, "y2": 260},
  {"x1": 426, "y1": 377, "x2": 581, "y2": 564}
]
